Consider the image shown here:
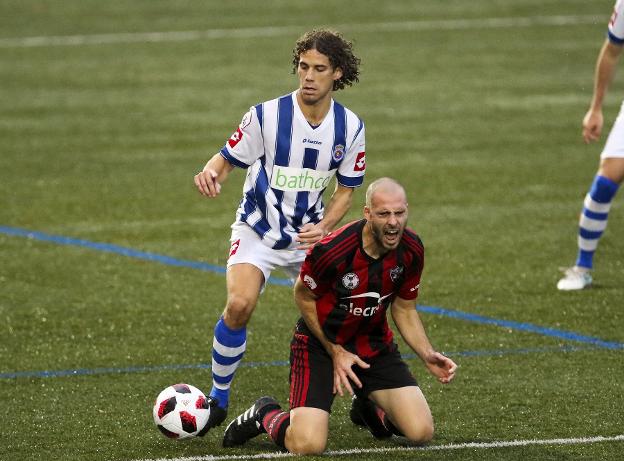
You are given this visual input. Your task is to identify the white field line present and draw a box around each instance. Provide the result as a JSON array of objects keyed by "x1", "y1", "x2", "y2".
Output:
[
  {"x1": 137, "y1": 434, "x2": 624, "y2": 461},
  {"x1": 0, "y1": 14, "x2": 603, "y2": 48}
]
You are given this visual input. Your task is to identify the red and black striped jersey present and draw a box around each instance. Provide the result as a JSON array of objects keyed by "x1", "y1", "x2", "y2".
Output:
[{"x1": 297, "y1": 219, "x2": 424, "y2": 358}]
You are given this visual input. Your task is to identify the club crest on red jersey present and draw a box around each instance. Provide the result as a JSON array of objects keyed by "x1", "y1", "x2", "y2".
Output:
[
  {"x1": 390, "y1": 265, "x2": 404, "y2": 282},
  {"x1": 342, "y1": 272, "x2": 359, "y2": 289}
]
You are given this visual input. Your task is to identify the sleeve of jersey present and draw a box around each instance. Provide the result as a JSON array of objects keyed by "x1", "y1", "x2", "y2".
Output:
[
  {"x1": 397, "y1": 251, "x2": 424, "y2": 300},
  {"x1": 219, "y1": 106, "x2": 264, "y2": 169},
  {"x1": 608, "y1": 0, "x2": 624, "y2": 45},
  {"x1": 298, "y1": 247, "x2": 333, "y2": 297},
  {"x1": 336, "y1": 121, "x2": 366, "y2": 188}
]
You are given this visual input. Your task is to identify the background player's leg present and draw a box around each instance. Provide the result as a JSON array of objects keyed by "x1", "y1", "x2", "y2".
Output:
[
  {"x1": 369, "y1": 386, "x2": 434, "y2": 444},
  {"x1": 575, "y1": 170, "x2": 620, "y2": 270},
  {"x1": 209, "y1": 263, "x2": 263, "y2": 420},
  {"x1": 558, "y1": 158, "x2": 623, "y2": 291}
]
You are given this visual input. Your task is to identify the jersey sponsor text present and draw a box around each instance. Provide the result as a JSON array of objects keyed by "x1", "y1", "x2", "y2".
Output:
[{"x1": 271, "y1": 165, "x2": 334, "y2": 192}]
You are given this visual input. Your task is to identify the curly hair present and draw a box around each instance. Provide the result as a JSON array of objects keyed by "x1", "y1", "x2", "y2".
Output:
[{"x1": 292, "y1": 29, "x2": 361, "y2": 91}]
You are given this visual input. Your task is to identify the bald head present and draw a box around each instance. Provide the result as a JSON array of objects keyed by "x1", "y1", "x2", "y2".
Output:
[
  {"x1": 365, "y1": 177, "x2": 407, "y2": 208},
  {"x1": 363, "y1": 178, "x2": 408, "y2": 254}
]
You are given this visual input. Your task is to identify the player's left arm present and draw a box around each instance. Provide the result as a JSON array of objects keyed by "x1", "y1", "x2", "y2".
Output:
[
  {"x1": 391, "y1": 296, "x2": 457, "y2": 384},
  {"x1": 296, "y1": 184, "x2": 354, "y2": 249}
]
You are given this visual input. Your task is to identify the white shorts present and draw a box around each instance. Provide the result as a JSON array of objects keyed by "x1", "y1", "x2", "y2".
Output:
[
  {"x1": 601, "y1": 102, "x2": 624, "y2": 159},
  {"x1": 227, "y1": 221, "x2": 306, "y2": 288}
]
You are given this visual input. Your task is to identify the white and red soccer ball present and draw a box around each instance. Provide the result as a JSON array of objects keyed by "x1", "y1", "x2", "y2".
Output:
[{"x1": 153, "y1": 383, "x2": 210, "y2": 439}]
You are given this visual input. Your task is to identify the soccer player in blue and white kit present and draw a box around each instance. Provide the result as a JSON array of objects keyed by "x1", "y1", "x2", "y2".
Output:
[
  {"x1": 193, "y1": 29, "x2": 366, "y2": 428},
  {"x1": 557, "y1": 1, "x2": 624, "y2": 290}
]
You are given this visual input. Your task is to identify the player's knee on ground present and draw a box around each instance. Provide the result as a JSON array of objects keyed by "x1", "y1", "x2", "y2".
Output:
[
  {"x1": 399, "y1": 418, "x2": 434, "y2": 444},
  {"x1": 223, "y1": 293, "x2": 256, "y2": 327},
  {"x1": 285, "y1": 424, "x2": 327, "y2": 455},
  {"x1": 286, "y1": 436, "x2": 326, "y2": 455}
]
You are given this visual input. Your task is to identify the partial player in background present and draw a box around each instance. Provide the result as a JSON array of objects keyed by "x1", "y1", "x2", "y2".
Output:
[
  {"x1": 222, "y1": 178, "x2": 457, "y2": 454},
  {"x1": 558, "y1": 1, "x2": 624, "y2": 290},
  {"x1": 193, "y1": 29, "x2": 366, "y2": 428}
]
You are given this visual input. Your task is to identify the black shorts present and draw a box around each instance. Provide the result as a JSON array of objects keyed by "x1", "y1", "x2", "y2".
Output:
[{"x1": 288, "y1": 332, "x2": 418, "y2": 412}]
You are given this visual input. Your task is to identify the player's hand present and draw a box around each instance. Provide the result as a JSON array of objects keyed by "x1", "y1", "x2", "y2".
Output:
[
  {"x1": 424, "y1": 351, "x2": 457, "y2": 384},
  {"x1": 295, "y1": 223, "x2": 328, "y2": 250},
  {"x1": 329, "y1": 344, "x2": 370, "y2": 396},
  {"x1": 194, "y1": 168, "x2": 222, "y2": 198},
  {"x1": 582, "y1": 108, "x2": 604, "y2": 144}
]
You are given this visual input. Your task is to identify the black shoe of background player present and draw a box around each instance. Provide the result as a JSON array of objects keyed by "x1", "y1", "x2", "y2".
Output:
[
  {"x1": 222, "y1": 396, "x2": 281, "y2": 447},
  {"x1": 197, "y1": 396, "x2": 228, "y2": 436},
  {"x1": 349, "y1": 395, "x2": 392, "y2": 439}
]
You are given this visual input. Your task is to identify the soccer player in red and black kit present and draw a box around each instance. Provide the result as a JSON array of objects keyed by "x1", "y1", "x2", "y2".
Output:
[{"x1": 222, "y1": 178, "x2": 457, "y2": 454}]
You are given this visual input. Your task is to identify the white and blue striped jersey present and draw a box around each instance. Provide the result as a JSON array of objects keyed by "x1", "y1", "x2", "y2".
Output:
[
  {"x1": 608, "y1": 0, "x2": 624, "y2": 44},
  {"x1": 219, "y1": 91, "x2": 366, "y2": 250}
]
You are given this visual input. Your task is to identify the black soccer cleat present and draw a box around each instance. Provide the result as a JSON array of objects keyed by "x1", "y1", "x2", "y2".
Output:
[
  {"x1": 349, "y1": 395, "x2": 366, "y2": 426},
  {"x1": 197, "y1": 396, "x2": 228, "y2": 436},
  {"x1": 222, "y1": 396, "x2": 281, "y2": 447},
  {"x1": 349, "y1": 395, "x2": 392, "y2": 439}
]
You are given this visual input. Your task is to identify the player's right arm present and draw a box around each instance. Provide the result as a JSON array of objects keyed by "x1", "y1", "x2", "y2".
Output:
[
  {"x1": 293, "y1": 277, "x2": 369, "y2": 396},
  {"x1": 194, "y1": 105, "x2": 263, "y2": 197},
  {"x1": 583, "y1": 39, "x2": 624, "y2": 143},
  {"x1": 194, "y1": 153, "x2": 235, "y2": 198}
]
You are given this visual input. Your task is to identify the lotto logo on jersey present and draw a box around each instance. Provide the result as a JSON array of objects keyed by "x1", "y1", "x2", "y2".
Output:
[
  {"x1": 271, "y1": 166, "x2": 334, "y2": 192},
  {"x1": 228, "y1": 127, "x2": 243, "y2": 148},
  {"x1": 354, "y1": 152, "x2": 366, "y2": 171},
  {"x1": 229, "y1": 239, "x2": 241, "y2": 257}
]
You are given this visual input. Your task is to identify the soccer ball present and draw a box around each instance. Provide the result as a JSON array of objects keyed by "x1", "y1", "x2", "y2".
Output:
[{"x1": 153, "y1": 383, "x2": 210, "y2": 439}]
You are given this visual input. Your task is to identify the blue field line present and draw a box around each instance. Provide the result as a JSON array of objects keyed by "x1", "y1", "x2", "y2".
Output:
[
  {"x1": 0, "y1": 344, "x2": 599, "y2": 380},
  {"x1": 2, "y1": 224, "x2": 624, "y2": 352},
  {"x1": 0, "y1": 225, "x2": 291, "y2": 286},
  {"x1": 417, "y1": 306, "x2": 624, "y2": 350},
  {"x1": 0, "y1": 360, "x2": 289, "y2": 380}
]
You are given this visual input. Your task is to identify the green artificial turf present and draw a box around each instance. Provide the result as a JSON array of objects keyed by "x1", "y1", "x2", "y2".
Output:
[{"x1": 1, "y1": 1, "x2": 623, "y2": 460}]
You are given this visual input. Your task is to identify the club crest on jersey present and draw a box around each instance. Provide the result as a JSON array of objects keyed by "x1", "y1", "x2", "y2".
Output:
[
  {"x1": 342, "y1": 272, "x2": 359, "y2": 289},
  {"x1": 303, "y1": 274, "x2": 317, "y2": 290},
  {"x1": 390, "y1": 265, "x2": 404, "y2": 282},
  {"x1": 332, "y1": 144, "x2": 345, "y2": 162}
]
